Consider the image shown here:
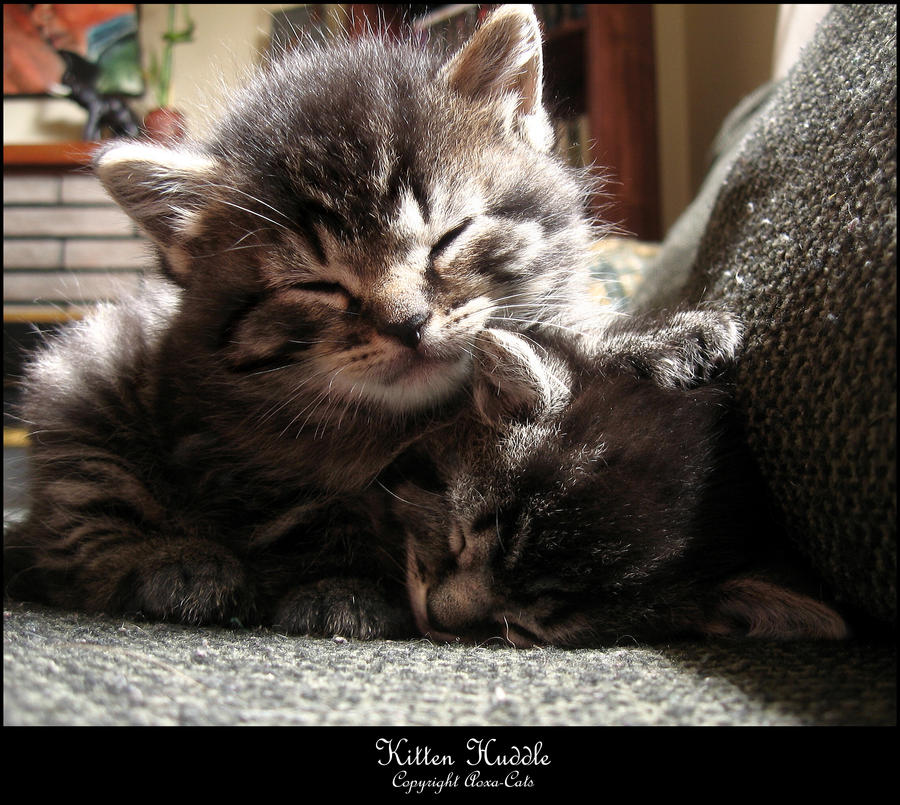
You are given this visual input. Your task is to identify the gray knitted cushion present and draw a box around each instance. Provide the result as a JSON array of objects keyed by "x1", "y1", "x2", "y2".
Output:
[{"x1": 677, "y1": 4, "x2": 896, "y2": 625}]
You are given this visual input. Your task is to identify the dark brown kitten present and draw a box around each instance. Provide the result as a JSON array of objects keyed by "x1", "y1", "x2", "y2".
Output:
[{"x1": 390, "y1": 315, "x2": 848, "y2": 646}]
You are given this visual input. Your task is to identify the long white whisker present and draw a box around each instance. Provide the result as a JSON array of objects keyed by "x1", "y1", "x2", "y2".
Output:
[
  {"x1": 215, "y1": 199, "x2": 292, "y2": 231},
  {"x1": 246, "y1": 362, "x2": 297, "y2": 377},
  {"x1": 497, "y1": 317, "x2": 600, "y2": 337},
  {"x1": 200, "y1": 183, "x2": 293, "y2": 222},
  {"x1": 375, "y1": 479, "x2": 427, "y2": 509}
]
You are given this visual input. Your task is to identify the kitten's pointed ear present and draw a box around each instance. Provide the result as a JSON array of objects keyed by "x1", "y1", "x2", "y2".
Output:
[
  {"x1": 442, "y1": 5, "x2": 553, "y2": 150},
  {"x1": 94, "y1": 141, "x2": 221, "y2": 285},
  {"x1": 701, "y1": 577, "x2": 849, "y2": 640}
]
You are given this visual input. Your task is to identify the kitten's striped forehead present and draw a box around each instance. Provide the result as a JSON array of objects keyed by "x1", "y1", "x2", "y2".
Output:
[
  {"x1": 393, "y1": 189, "x2": 427, "y2": 238},
  {"x1": 426, "y1": 180, "x2": 486, "y2": 226}
]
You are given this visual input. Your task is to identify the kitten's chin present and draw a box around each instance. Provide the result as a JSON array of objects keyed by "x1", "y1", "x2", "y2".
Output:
[{"x1": 344, "y1": 353, "x2": 472, "y2": 412}]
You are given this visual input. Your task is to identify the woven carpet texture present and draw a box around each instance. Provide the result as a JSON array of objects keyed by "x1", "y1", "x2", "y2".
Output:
[{"x1": 4, "y1": 603, "x2": 895, "y2": 726}]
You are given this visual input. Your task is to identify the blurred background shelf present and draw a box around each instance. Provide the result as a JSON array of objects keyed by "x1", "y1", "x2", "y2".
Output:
[{"x1": 4, "y1": 142, "x2": 99, "y2": 166}]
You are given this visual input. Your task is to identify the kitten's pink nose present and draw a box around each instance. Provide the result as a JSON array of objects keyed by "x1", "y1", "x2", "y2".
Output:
[{"x1": 381, "y1": 311, "x2": 430, "y2": 349}]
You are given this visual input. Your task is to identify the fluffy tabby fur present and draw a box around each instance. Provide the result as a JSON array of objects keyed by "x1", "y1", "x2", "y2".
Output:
[
  {"x1": 3, "y1": 6, "x2": 846, "y2": 645},
  {"x1": 4, "y1": 6, "x2": 602, "y2": 637},
  {"x1": 391, "y1": 320, "x2": 848, "y2": 646}
]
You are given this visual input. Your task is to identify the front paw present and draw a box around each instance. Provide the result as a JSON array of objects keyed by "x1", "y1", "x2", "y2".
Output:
[
  {"x1": 473, "y1": 329, "x2": 570, "y2": 424},
  {"x1": 108, "y1": 538, "x2": 253, "y2": 626},
  {"x1": 634, "y1": 309, "x2": 742, "y2": 388},
  {"x1": 273, "y1": 578, "x2": 412, "y2": 640}
]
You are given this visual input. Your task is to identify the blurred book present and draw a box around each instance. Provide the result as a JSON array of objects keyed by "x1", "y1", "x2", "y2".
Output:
[{"x1": 555, "y1": 114, "x2": 591, "y2": 169}]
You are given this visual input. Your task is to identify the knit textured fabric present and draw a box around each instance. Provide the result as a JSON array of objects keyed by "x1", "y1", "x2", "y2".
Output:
[
  {"x1": 671, "y1": 4, "x2": 897, "y2": 624},
  {"x1": 4, "y1": 602, "x2": 895, "y2": 726}
]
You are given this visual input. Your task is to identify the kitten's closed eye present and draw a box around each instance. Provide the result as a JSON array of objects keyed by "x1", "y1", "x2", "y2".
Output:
[
  {"x1": 294, "y1": 281, "x2": 349, "y2": 296},
  {"x1": 430, "y1": 219, "x2": 473, "y2": 259},
  {"x1": 291, "y1": 281, "x2": 356, "y2": 309}
]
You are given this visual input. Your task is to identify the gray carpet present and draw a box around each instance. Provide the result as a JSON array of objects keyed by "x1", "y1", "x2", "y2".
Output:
[{"x1": 4, "y1": 601, "x2": 895, "y2": 726}]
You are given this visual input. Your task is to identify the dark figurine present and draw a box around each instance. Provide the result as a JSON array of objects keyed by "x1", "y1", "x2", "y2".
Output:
[{"x1": 54, "y1": 50, "x2": 141, "y2": 141}]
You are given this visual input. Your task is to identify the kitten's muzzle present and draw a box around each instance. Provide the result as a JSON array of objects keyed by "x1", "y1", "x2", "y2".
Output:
[
  {"x1": 379, "y1": 311, "x2": 431, "y2": 350},
  {"x1": 405, "y1": 539, "x2": 538, "y2": 648}
]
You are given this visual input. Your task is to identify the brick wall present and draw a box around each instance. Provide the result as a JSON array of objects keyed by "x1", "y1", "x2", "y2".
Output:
[{"x1": 3, "y1": 169, "x2": 150, "y2": 318}]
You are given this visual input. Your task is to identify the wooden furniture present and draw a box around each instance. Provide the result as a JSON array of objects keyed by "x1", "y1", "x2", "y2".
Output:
[
  {"x1": 3, "y1": 142, "x2": 99, "y2": 167},
  {"x1": 542, "y1": 5, "x2": 660, "y2": 240}
]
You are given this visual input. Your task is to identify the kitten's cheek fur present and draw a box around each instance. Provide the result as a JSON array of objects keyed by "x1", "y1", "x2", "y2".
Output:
[
  {"x1": 345, "y1": 299, "x2": 496, "y2": 412},
  {"x1": 404, "y1": 539, "x2": 469, "y2": 643}
]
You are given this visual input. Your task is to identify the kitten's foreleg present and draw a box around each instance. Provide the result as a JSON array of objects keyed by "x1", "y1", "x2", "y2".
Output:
[
  {"x1": 473, "y1": 328, "x2": 571, "y2": 423},
  {"x1": 7, "y1": 520, "x2": 254, "y2": 626},
  {"x1": 272, "y1": 577, "x2": 414, "y2": 640},
  {"x1": 101, "y1": 535, "x2": 253, "y2": 625},
  {"x1": 4, "y1": 440, "x2": 254, "y2": 626},
  {"x1": 584, "y1": 308, "x2": 742, "y2": 388}
]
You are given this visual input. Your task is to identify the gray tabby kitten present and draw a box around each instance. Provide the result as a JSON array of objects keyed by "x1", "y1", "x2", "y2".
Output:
[
  {"x1": 4, "y1": 6, "x2": 603, "y2": 637},
  {"x1": 392, "y1": 321, "x2": 849, "y2": 646}
]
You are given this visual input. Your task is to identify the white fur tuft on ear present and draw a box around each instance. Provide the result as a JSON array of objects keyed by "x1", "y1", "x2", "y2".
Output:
[
  {"x1": 442, "y1": 5, "x2": 553, "y2": 151},
  {"x1": 704, "y1": 577, "x2": 849, "y2": 640},
  {"x1": 94, "y1": 141, "x2": 220, "y2": 284},
  {"x1": 96, "y1": 141, "x2": 218, "y2": 177}
]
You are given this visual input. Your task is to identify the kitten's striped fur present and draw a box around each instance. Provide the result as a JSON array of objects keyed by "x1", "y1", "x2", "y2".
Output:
[
  {"x1": 393, "y1": 323, "x2": 848, "y2": 646},
  {"x1": 4, "y1": 7, "x2": 610, "y2": 637}
]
